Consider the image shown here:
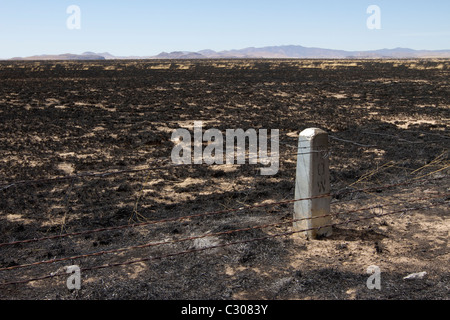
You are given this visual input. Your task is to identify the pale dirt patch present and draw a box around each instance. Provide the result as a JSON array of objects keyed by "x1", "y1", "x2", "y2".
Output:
[{"x1": 57, "y1": 162, "x2": 75, "y2": 175}]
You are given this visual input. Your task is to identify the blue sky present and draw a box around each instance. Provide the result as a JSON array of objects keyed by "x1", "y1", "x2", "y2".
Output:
[{"x1": 1, "y1": 0, "x2": 449, "y2": 58}]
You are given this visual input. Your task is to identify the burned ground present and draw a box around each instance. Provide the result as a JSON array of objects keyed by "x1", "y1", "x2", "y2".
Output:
[{"x1": 0, "y1": 59, "x2": 448, "y2": 300}]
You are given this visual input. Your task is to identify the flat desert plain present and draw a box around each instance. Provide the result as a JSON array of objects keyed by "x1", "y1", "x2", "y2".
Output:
[{"x1": 0, "y1": 59, "x2": 448, "y2": 299}]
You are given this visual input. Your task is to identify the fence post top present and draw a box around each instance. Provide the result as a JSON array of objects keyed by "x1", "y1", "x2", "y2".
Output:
[{"x1": 299, "y1": 128, "x2": 327, "y2": 139}]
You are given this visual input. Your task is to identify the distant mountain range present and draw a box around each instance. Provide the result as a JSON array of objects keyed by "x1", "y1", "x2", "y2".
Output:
[{"x1": 8, "y1": 45, "x2": 450, "y2": 60}]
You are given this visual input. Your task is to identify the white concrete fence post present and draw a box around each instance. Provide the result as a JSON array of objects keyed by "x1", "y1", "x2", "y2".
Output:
[{"x1": 294, "y1": 128, "x2": 332, "y2": 239}]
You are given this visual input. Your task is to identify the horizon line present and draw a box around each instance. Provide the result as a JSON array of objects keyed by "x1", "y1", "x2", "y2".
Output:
[{"x1": 3, "y1": 44, "x2": 450, "y2": 60}]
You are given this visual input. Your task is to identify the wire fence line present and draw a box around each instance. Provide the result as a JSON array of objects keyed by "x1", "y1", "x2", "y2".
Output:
[
  {"x1": 0, "y1": 131, "x2": 448, "y2": 289},
  {"x1": 328, "y1": 135, "x2": 377, "y2": 148},
  {"x1": 1, "y1": 191, "x2": 447, "y2": 273},
  {"x1": 0, "y1": 174, "x2": 446, "y2": 249},
  {"x1": 0, "y1": 193, "x2": 447, "y2": 287},
  {"x1": 0, "y1": 197, "x2": 447, "y2": 287},
  {"x1": 358, "y1": 130, "x2": 449, "y2": 144}
]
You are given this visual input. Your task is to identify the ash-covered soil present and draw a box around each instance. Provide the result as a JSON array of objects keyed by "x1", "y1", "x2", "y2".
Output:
[{"x1": 0, "y1": 59, "x2": 448, "y2": 300}]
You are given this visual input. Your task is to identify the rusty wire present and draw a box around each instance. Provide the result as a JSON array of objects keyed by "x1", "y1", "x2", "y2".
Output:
[
  {"x1": 0, "y1": 174, "x2": 446, "y2": 249},
  {"x1": 0, "y1": 198, "x2": 447, "y2": 287},
  {"x1": 0, "y1": 192, "x2": 447, "y2": 273}
]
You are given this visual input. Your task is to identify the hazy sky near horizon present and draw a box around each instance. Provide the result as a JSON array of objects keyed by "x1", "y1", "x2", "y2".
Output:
[{"x1": 1, "y1": 0, "x2": 449, "y2": 58}]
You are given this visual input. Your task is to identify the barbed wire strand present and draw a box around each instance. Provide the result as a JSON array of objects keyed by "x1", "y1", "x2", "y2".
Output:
[
  {"x1": 0, "y1": 199, "x2": 447, "y2": 287},
  {"x1": 1, "y1": 192, "x2": 447, "y2": 273},
  {"x1": 0, "y1": 174, "x2": 447, "y2": 248}
]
